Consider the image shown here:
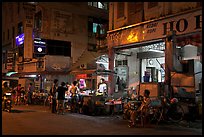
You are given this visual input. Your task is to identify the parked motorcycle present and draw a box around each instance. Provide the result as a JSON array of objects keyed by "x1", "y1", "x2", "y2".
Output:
[{"x1": 2, "y1": 92, "x2": 12, "y2": 113}]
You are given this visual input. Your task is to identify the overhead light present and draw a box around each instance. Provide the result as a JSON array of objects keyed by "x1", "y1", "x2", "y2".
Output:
[
  {"x1": 149, "y1": 49, "x2": 164, "y2": 53},
  {"x1": 37, "y1": 47, "x2": 43, "y2": 52},
  {"x1": 96, "y1": 61, "x2": 108, "y2": 64},
  {"x1": 25, "y1": 75, "x2": 36, "y2": 78},
  {"x1": 6, "y1": 72, "x2": 17, "y2": 77}
]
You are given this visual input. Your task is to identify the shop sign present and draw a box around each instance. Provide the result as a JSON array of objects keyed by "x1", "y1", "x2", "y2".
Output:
[
  {"x1": 16, "y1": 33, "x2": 25, "y2": 46},
  {"x1": 16, "y1": 33, "x2": 35, "y2": 46},
  {"x1": 107, "y1": 9, "x2": 202, "y2": 47},
  {"x1": 76, "y1": 74, "x2": 87, "y2": 79}
]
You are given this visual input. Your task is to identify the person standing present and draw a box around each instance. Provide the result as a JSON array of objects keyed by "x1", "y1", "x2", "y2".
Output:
[
  {"x1": 56, "y1": 82, "x2": 67, "y2": 115},
  {"x1": 50, "y1": 79, "x2": 58, "y2": 113},
  {"x1": 68, "y1": 81, "x2": 79, "y2": 112},
  {"x1": 2, "y1": 82, "x2": 11, "y2": 95},
  {"x1": 96, "y1": 78, "x2": 107, "y2": 96},
  {"x1": 27, "y1": 83, "x2": 34, "y2": 105},
  {"x1": 2, "y1": 82, "x2": 12, "y2": 109},
  {"x1": 15, "y1": 84, "x2": 22, "y2": 105}
]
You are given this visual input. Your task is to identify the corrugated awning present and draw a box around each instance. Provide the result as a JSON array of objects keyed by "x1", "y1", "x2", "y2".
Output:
[{"x1": 69, "y1": 49, "x2": 106, "y2": 71}]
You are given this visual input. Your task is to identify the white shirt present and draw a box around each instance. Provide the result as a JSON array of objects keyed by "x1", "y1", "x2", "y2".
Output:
[{"x1": 98, "y1": 83, "x2": 107, "y2": 93}]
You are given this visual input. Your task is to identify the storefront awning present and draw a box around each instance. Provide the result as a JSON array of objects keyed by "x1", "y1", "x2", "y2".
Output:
[
  {"x1": 68, "y1": 50, "x2": 106, "y2": 71},
  {"x1": 10, "y1": 71, "x2": 67, "y2": 78}
]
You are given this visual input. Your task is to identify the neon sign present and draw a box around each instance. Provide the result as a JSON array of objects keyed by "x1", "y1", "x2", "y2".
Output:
[
  {"x1": 16, "y1": 33, "x2": 24, "y2": 46},
  {"x1": 16, "y1": 33, "x2": 35, "y2": 46}
]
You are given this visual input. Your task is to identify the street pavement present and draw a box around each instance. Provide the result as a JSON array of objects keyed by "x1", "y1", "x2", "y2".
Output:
[{"x1": 2, "y1": 104, "x2": 202, "y2": 135}]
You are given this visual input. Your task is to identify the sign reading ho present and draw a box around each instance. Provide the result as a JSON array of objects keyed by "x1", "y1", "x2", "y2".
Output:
[{"x1": 107, "y1": 9, "x2": 202, "y2": 46}]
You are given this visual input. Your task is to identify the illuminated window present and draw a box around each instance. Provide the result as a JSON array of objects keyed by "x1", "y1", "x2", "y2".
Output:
[
  {"x1": 93, "y1": 23, "x2": 105, "y2": 34},
  {"x1": 98, "y1": 2, "x2": 104, "y2": 9},
  {"x1": 88, "y1": 17, "x2": 108, "y2": 35},
  {"x1": 88, "y1": 2, "x2": 108, "y2": 10}
]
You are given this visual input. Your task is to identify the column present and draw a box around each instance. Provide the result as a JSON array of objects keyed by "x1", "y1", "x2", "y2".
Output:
[{"x1": 108, "y1": 47, "x2": 115, "y2": 95}]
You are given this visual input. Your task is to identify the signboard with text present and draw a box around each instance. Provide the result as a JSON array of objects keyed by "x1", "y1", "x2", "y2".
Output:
[
  {"x1": 107, "y1": 9, "x2": 202, "y2": 47},
  {"x1": 23, "y1": 3, "x2": 35, "y2": 60}
]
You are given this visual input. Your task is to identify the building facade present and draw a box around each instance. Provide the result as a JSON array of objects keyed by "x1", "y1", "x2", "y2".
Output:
[
  {"x1": 2, "y1": 2, "x2": 108, "y2": 91},
  {"x1": 107, "y1": 2, "x2": 202, "y2": 99}
]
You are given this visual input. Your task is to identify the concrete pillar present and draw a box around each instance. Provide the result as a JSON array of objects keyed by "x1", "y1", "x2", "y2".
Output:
[{"x1": 108, "y1": 47, "x2": 115, "y2": 95}]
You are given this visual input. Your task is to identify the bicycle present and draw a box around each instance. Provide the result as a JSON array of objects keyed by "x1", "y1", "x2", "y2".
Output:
[{"x1": 148, "y1": 96, "x2": 185, "y2": 125}]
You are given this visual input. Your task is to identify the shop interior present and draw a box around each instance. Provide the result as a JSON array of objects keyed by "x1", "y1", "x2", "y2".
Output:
[{"x1": 115, "y1": 41, "x2": 166, "y2": 90}]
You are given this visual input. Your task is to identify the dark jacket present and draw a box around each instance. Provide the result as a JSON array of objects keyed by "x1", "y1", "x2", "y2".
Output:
[{"x1": 56, "y1": 86, "x2": 67, "y2": 100}]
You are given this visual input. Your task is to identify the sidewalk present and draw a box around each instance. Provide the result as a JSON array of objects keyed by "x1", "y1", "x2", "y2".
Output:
[
  {"x1": 12, "y1": 104, "x2": 202, "y2": 130},
  {"x1": 178, "y1": 120, "x2": 202, "y2": 129}
]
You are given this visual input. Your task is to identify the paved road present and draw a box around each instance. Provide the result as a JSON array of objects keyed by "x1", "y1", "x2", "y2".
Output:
[{"x1": 2, "y1": 105, "x2": 202, "y2": 135}]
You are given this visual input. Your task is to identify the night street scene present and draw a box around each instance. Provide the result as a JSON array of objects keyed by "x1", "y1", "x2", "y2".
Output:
[{"x1": 2, "y1": 2, "x2": 202, "y2": 135}]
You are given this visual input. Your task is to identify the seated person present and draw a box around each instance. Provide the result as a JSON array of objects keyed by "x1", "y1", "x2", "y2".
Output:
[{"x1": 128, "y1": 89, "x2": 151, "y2": 127}]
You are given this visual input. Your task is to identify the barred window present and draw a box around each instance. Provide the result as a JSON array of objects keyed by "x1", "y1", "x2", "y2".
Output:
[
  {"x1": 117, "y1": 2, "x2": 125, "y2": 19},
  {"x1": 148, "y1": 2, "x2": 158, "y2": 9},
  {"x1": 88, "y1": 2, "x2": 108, "y2": 10}
]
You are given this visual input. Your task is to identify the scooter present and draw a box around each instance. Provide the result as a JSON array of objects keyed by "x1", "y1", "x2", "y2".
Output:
[{"x1": 2, "y1": 92, "x2": 12, "y2": 113}]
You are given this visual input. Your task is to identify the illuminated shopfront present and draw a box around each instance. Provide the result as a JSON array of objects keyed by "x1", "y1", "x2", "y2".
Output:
[{"x1": 107, "y1": 8, "x2": 202, "y2": 97}]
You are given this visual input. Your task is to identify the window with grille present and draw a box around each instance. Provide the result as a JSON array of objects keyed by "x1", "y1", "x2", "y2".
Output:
[
  {"x1": 115, "y1": 59, "x2": 127, "y2": 67},
  {"x1": 88, "y1": 2, "x2": 108, "y2": 10},
  {"x1": 88, "y1": 17, "x2": 108, "y2": 36},
  {"x1": 148, "y1": 2, "x2": 158, "y2": 9},
  {"x1": 117, "y1": 2, "x2": 125, "y2": 18}
]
